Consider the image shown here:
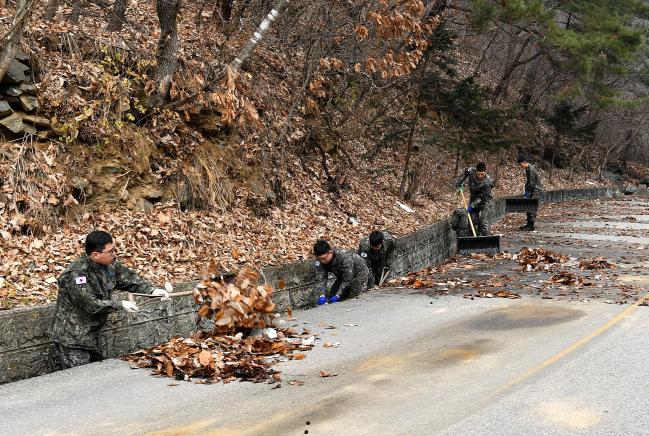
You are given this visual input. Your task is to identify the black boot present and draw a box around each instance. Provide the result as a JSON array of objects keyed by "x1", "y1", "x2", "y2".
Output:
[{"x1": 519, "y1": 223, "x2": 534, "y2": 231}]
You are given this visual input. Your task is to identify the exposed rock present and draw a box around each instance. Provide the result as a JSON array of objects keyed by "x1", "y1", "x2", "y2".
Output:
[
  {"x1": 13, "y1": 50, "x2": 30, "y2": 64},
  {"x1": 1, "y1": 60, "x2": 29, "y2": 84},
  {"x1": 18, "y1": 83, "x2": 35, "y2": 93},
  {"x1": 639, "y1": 178, "x2": 649, "y2": 187},
  {"x1": 0, "y1": 113, "x2": 24, "y2": 133},
  {"x1": 19, "y1": 95, "x2": 39, "y2": 112},
  {"x1": 22, "y1": 123, "x2": 37, "y2": 135},
  {"x1": 17, "y1": 112, "x2": 50, "y2": 127},
  {"x1": 142, "y1": 189, "x2": 163, "y2": 202},
  {"x1": 624, "y1": 184, "x2": 639, "y2": 195},
  {"x1": 5, "y1": 87, "x2": 22, "y2": 97},
  {"x1": 0, "y1": 101, "x2": 12, "y2": 117}
]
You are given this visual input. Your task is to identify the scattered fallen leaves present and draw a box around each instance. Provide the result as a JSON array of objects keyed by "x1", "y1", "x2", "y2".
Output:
[
  {"x1": 464, "y1": 290, "x2": 520, "y2": 299},
  {"x1": 319, "y1": 370, "x2": 340, "y2": 378},
  {"x1": 516, "y1": 247, "x2": 569, "y2": 271}
]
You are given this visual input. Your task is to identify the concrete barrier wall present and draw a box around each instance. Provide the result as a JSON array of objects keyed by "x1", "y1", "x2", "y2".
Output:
[{"x1": 0, "y1": 187, "x2": 621, "y2": 384}]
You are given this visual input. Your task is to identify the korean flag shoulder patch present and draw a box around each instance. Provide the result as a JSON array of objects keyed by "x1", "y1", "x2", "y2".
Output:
[
  {"x1": 314, "y1": 261, "x2": 320, "y2": 267},
  {"x1": 360, "y1": 252, "x2": 368, "y2": 258},
  {"x1": 75, "y1": 276, "x2": 87, "y2": 285}
]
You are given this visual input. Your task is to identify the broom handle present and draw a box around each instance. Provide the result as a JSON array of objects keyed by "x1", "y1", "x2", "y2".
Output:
[
  {"x1": 128, "y1": 291, "x2": 194, "y2": 298},
  {"x1": 460, "y1": 190, "x2": 478, "y2": 237}
]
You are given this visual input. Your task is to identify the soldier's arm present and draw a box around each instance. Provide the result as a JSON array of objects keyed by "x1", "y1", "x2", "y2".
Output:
[
  {"x1": 337, "y1": 255, "x2": 354, "y2": 292},
  {"x1": 60, "y1": 273, "x2": 122, "y2": 315},
  {"x1": 530, "y1": 168, "x2": 540, "y2": 189},
  {"x1": 114, "y1": 262, "x2": 156, "y2": 294},
  {"x1": 358, "y1": 242, "x2": 372, "y2": 269},
  {"x1": 314, "y1": 263, "x2": 329, "y2": 295},
  {"x1": 455, "y1": 168, "x2": 470, "y2": 187},
  {"x1": 384, "y1": 237, "x2": 396, "y2": 267}
]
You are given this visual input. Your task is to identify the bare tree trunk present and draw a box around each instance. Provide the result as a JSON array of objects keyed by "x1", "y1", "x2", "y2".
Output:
[
  {"x1": 106, "y1": 0, "x2": 128, "y2": 31},
  {"x1": 220, "y1": 0, "x2": 233, "y2": 21},
  {"x1": 0, "y1": 0, "x2": 34, "y2": 83},
  {"x1": 399, "y1": 105, "x2": 420, "y2": 199},
  {"x1": 151, "y1": 0, "x2": 181, "y2": 107},
  {"x1": 44, "y1": 0, "x2": 60, "y2": 21},
  {"x1": 492, "y1": 36, "x2": 532, "y2": 100},
  {"x1": 230, "y1": 0, "x2": 290, "y2": 71}
]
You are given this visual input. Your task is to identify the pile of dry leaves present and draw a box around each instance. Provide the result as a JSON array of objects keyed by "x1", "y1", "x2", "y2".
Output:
[
  {"x1": 548, "y1": 271, "x2": 593, "y2": 287},
  {"x1": 515, "y1": 247, "x2": 569, "y2": 271},
  {"x1": 579, "y1": 257, "x2": 616, "y2": 270},
  {"x1": 126, "y1": 268, "x2": 313, "y2": 384}
]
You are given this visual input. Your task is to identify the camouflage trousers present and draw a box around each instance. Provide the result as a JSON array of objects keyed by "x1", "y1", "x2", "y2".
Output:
[
  {"x1": 331, "y1": 270, "x2": 369, "y2": 300},
  {"x1": 49, "y1": 343, "x2": 103, "y2": 371},
  {"x1": 527, "y1": 192, "x2": 543, "y2": 225},
  {"x1": 469, "y1": 206, "x2": 491, "y2": 236}
]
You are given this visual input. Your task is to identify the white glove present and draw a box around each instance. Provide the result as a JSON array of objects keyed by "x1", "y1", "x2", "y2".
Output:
[
  {"x1": 121, "y1": 300, "x2": 139, "y2": 312},
  {"x1": 152, "y1": 288, "x2": 170, "y2": 300}
]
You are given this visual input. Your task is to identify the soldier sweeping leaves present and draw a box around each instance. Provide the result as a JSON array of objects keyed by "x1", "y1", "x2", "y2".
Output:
[{"x1": 455, "y1": 162, "x2": 494, "y2": 236}]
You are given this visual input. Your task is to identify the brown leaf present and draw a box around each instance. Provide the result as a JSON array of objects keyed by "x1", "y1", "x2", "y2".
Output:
[
  {"x1": 293, "y1": 353, "x2": 306, "y2": 360},
  {"x1": 319, "y1": 370, "x2": 339, "y2": 378},
  {"x1": 198, "y1": 350, "x2": 212, "y2": 366}
]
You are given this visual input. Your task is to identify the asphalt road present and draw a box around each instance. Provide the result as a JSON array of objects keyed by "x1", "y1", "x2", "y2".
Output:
[{"x1": 1, "y1": 197, "x2": 649, "y2": 436}]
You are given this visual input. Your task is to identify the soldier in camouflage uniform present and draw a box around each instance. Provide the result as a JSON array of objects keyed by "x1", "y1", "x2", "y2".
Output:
[
  {"x1": 49, "y1": 230, "x2": 169, "y2": 370},
  {"x1": 358, "y1": 230, "x2": 396, "y2": 289},
  {"x1": 313, "y1": 239, "x2": 369, "y2": 304},
  {"x1": 455, "y1": 162, "x2": 495, "y2": 236},
  {"x1": 517, "y1": 155, "x2": 544, "y2": 231}
]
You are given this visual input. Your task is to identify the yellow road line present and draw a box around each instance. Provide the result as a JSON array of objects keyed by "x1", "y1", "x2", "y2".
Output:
[{"x1": 497, "y1": 291, "x2": 649, "y2": 395}]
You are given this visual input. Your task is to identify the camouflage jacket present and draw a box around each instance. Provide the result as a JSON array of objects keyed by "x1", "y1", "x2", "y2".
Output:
[
  {"x1": 358, "y1": 231, "x2": 396, "y2": 275},
  {"x1": 457, "y1": 167, "x2": 494, "y2": 208},
  {"x1": 525, "y1": 164, "x2": 544, "y2": 196},
  {"x1": 50, "y1": 255, "x2": 155, "y2": 350},
  {"x1": 314, "y1": 249, "x2": 369, "y2": 295}
]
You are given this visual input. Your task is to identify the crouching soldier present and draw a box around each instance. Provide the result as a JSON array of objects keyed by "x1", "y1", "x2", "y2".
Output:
[
  {"x1": 451, "y1": 208, "x2": 472, "y2": 237},
  {"x1": 455, "y1": 161, "x2": 495, "y2": 236},
  {"x1": 358, "y1": 230, "x2": 396, "y2": 289},
  {"x1": 313, "y1": 239, "x2": 369, "y2": 305},
  {"x1": 50, "y1": 230, "x2": 169, "y2": 371}
]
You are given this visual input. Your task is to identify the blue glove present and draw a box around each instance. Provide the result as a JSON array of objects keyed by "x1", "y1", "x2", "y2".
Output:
[
  {"x1": 317, "y1": 295, "x2": 327, "y2": 305},
  {"x1": 467, "y1": 205, "x2": 473, "y2": 213},
  {"x1": 523, "y1": 191, "x2": 530, "y2": 199},
  {"x1": 329, "y1": 295, "x2": 341, "y2": 303}
]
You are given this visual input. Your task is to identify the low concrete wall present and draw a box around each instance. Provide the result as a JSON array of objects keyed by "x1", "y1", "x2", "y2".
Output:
[{"x1": 0, "y1": 187, "x2": 620, "y2": 384}]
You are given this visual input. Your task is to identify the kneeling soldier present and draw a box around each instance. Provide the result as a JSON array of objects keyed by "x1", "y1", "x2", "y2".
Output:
[
  {"x1": 313, "y1": 239, "x2": 369, "y2": 305},
  {"x1": 358, "y1": 230, "x2": 395, "y2": 289}
]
